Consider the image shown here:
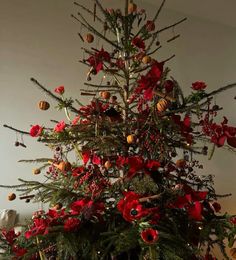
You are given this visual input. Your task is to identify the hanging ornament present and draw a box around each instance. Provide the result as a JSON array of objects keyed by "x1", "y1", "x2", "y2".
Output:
[
  {"x1": 38, "y1": 100, "x2": 50, "y2": 111},
  {"x1": 100, "y1": 91, "x2": 111, "y2": 100},
  {"x1": 85, "y1": 33, "x2": 94, "y2": 43},
  {"x1": 8, "y1": 193, "x2": 16, "y2": 201},
  {"x1": 55, "y1": 161, "x2": 72, "y2": 172},
  {"x1": 33, "y1": 168, "x2": 41, "y2": 175},
  {"x1": 104, "y1": 161, "x2": 112, "y2": 170},
  {"x1": 176, "y1": 159, "x2": 186, "y2": 168},
  {"x1": 128, "y1": 2, "x2": 137, "y2": 14},
  {"x1": 127, "y1": 134, "x2": 135, "y2": 144},
  {"x1": 156, "y1": 98, "x2": 169, "y2": 112},
  {"x1": 142, "y1": 55, "x2": 151, "y2": 64}
]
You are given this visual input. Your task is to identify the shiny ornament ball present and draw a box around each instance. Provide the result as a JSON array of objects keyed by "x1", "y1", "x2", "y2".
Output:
[
  {"x1": 142, "y1": 55, "x2": 152, "y2": 64},
  {"x1": 100, "y1": 91, "x2": 111, "y2": 100},
  {"x1": 38, "y1": 101, "x2": 50, "y2": 111},
  {"x1": 85, "y1": 33, "x2": 94, "y2": 43},
  {"x1": 8, "y1": 193, "x2": 16, "y2": 201},
  {"x1": 127, "y1": 134, "x2": 135, "y2": 144},
  {"x1": 156, "y1": 98, "x2": 169, "y2": 112},
  {"x1": 128, "y1": 3, "x2": 137, "y2": 13}
]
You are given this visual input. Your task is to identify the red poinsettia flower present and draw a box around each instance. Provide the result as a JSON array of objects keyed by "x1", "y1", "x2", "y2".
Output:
[
  {"x1": 132, "y1": 37, "x2": 145, "y2": 50},
  {"x1": 141, "y1": 228, "x2": 159, "y2": 244},
  {"x1": 64, "y1": 217, "x2": 80, "y2": 232},
  {"x1": 54, "y1": 86, "x2": 65, "y2": 95},
  {"x1": 135, "y1": 61, "x2": 164, "y2": 100},
  {"x1": 87, "y1": 48, "x2": 111, "y2": 73},
  {"x1": 54, "y1": 120, "x2": 66, "y2": 132},
  {"x1": 25, "y1": 218, "x2": 50, "y2": 239},
  {"x1": 192, "y1": 81, "x2": 207, "y2": 91},
  {"x1": 145, "y1": 20, "x2": 155, "y2": 32},
  {"x1": 30, "y1": 125, "x2": 43, "y2": 137},
  {"x1": 70, "y1": 199, "x2": 105, "y2": 220},
  {"x1": 1, "y1": 229, "x2": 20, "y2": 245}
]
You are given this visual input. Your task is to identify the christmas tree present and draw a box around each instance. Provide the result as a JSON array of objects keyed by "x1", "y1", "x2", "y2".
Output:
[{"x1": 1, "y1": 0, "x2": 236, "y2": 259}]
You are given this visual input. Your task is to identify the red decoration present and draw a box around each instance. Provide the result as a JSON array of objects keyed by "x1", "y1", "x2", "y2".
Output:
[
  {"x1": 30, "y1": 125, "x2": 43, "y2": 137},
  {"x1": 54, "y1": 86, "x2": 65, "y2": 95},
  {"x1": 141, "y1": 228, "x2": 159, "y2": 244},
  {"x1": 54, "y1": 120, "x2": 66, "y2": 132},
  {"x1": 192, "y1": 81, "x2": 207, "y2": 91}
]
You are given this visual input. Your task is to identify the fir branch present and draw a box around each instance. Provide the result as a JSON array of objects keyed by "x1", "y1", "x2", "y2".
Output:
[
  {"x1": 205, "y1": 82, "x2": 236, "y2": 98},
  {"x1": 18, "y1": 158, "x2": 52, "y2": 163},
  {"x1": 3, "y1": 124, "x2": 30, "y2": 135},
  {"x1": 71, "y1": 14, "x2": 120, "y2": 50},
  {"x1": 74, "y1": 1, "x2": 105, "y2": 25},
  {"x1": 30, "y1": 78, "x2": 79, "y2": 114},
  {"x1": 147, "y1": 17, "x2": 187, "y2": 52}
]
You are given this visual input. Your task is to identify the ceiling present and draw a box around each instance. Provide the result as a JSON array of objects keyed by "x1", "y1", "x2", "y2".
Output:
[{"x1": 146, "y1": 0, "x2": 236, "y2": 28}]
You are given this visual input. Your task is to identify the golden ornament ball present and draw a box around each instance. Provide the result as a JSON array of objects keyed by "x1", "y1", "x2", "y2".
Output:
[
  {"x1": 230, "y1": 248, "x2": 236, "y2": 259},
  {"x1": 8, "y1": 193, "x2": 16, "y2": 201},
  {"x1": 128, "y1": 3, "x2": 137, "y2": 13},
  {"x1": 156, "y1": 98, "x2": 169, "y2": 112},
  {"x1": 33, "y1": 168, "x2": 41, "y2": 175},
  {"x1": 176, "y1": 159, "x2": 186, "y2": 168},
  {"x1": 56, "y1": 161, "x2": 72, "y2": 172},
  {"x1": 100, "y1": 91, "x2": 111, "y2": 100},
  {"x1": 104, "y1": 161, "x2": 112, "y2": 170},
  {"x1": 85, "y1": 33, "x2": 94, "y2": 43},
  {"x1": 127, "y1": 134, "x2": 135, "y2": 144},
  {"x1": 38, "y1": 100, "x2": 50, "y2": 111},
  {"x1": 142, "y1": 55, "x2": 152, "y2": 64}
]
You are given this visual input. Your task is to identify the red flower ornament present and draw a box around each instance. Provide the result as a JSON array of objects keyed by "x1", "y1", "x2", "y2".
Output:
[
  {"x1": 192, "y1": 81, "x2": 207, "y2": 91},
  {"x1": 30, "y1": 125, "x2": 43, "y2": 137},
  {"x1": 54, "y1": 120, "x2": 66, "y2": 132},
  {"x1": 141, "y1": 228, "x2": 159, "y2": 244},
  {"x1": 132, "y1": 37, "x2": 145, "y2": 50},
  {"x1": 54, "y1": 86, "x2": 65, "y2": 95},
  {"x1": 64, "y1": 218, "x2": 80, "y2": 232},
  {"x1": 145, "y1": 20, "x2": 155, "y2": 32}
]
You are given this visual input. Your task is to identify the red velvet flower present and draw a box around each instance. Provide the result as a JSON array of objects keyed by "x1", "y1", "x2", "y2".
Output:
[
  {"x1": 145, "y1": 20, "x2": 155, "y2": 32},
  {"x1": 117, "y1": 191, "x2": 148, "y2": 222},
  {"x1": 210, "y1": 202, "x2": 221, "y2": 213},
  {"x1": 25, "y1": 218, "x2": 49, "y2": 239},
  {"x1": 132, "y1": 37, "x2": 145, "y2": 50},
  {"x1": 141, "y1": 228, "x2": 159, "y2": 244},
  {"x1": 64, "y1": 218, "x2": 80, "y2": 232},
  {"x1": 54, "y1": 120, "x2": 66, "y2": 132},
  {"x1": 54, "y1": 86, "x2": 65, "y2": 95},
  {"x1": 30, "y1": 125, "x2": 43, "y2": 137},
  {"x1": 192, "y1": 81, "x2": 207, "y2": 91},
  {"x1": 230, "y1": 217, "x2": 236, "y2": 225}
]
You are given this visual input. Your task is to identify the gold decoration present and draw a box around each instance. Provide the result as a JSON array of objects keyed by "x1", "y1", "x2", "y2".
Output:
[
  {"x1": 85, "y1": 33, "x2": 94, "y2": 43},
  {"x1": 104, "y1": 161, "x2": 112, "y2": 170},
  {"x1": 33, "y1": 168, "x2": 41, "y2": 175},
  {"x1": 128, "y1": 3, "x2": 137, "y2": 13},
  {"x1": 156, "y1": 98, "x2": 168, "y2": 112},
  {"x1": 176, "y1": 159, "x2": 186, "y2": 168},
  {"x1": 55, "y1": 161, "x2": 72, "y2": 172},
  {"x1": 127, "y1": 134, "x2": 135, "y2": 144},
  {"x1": 100, "y1": 91, "x2": 111, "y2": 100},
  {"x1": 38, "y1": 101, "x2": 50, "y2": 110},
  {"x1": 8, "y1": 193, "x2": 16, "y2": 201},
  {"x1": 142, "y1": 55, "x2": 152, "y2": 64}
]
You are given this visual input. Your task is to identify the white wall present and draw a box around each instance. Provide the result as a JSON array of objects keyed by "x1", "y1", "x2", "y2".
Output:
[{"x1": 0, "y1": 0, "x2": 236, "y2": 232}]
